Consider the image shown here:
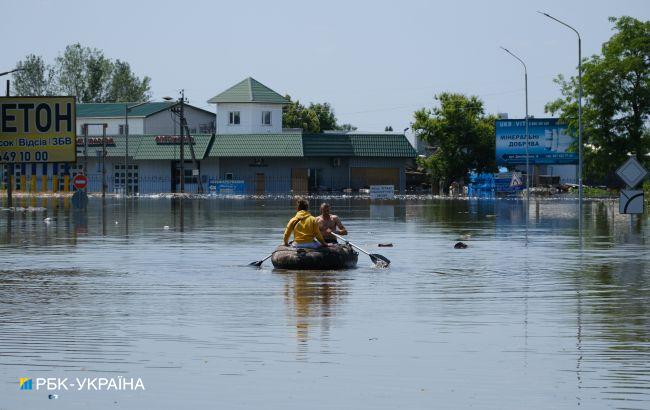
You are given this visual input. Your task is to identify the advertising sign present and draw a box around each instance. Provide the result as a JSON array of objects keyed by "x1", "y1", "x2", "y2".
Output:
[
  {"x1": 495, "y1": 118, "x2": 577, "y2": 165},
  {"x1": 208, "y1": 179, "x2": 245, "y2": 195},
  {"x1": 0, "y1": 96, "x2": 76, "y2": 163}
]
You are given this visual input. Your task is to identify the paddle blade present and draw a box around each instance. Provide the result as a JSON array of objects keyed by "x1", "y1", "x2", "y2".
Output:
[
  {"x1": 249, "y1": 260, "x2": 263, "y2": 267},
  {"x1": 369, "y1": 253, "x2": 390, "y2": 267}
]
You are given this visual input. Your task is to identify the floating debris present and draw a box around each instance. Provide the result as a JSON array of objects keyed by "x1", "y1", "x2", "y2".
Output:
[
  {"x1": 378, "y1": 243, "x2": 393, "y2": 247},
  {"x1": 454, "y1": 242, "x2": 468, "y2": 249}
]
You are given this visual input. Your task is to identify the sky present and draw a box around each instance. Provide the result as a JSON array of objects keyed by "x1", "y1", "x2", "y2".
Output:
[{"x1": 3, "y1": 0, "x2": 649, "y2": 141}]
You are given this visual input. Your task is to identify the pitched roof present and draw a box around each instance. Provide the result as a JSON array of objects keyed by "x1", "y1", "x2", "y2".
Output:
[
  {"x1": 76, "y1": 102, "x2": 214, "y2": 118},
  {"x1": 76, "y1": 133, "x2": 416, "y2": 160},
  {"x1": 348, "y1": 134, "x2": 417, "y2": 157},
  {"x1": 302, "y1": 133, "x2": 355, "y2": 156},
  {"x1": 302, "y1": 133, "x2": 417, "y2": 157},
  {"x1": 209, "y1": 134, "x2": 303, "y2": 157},
  {"x1": 77, "y1": 134, "x2": 214, "y2": 160},
  {"x1": 207, "y1": 77, "x2": 289, "y2": 104}
]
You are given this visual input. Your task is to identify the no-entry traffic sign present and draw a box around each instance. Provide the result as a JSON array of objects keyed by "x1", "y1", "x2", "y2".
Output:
[{"x1": 73, "y1": 174, "x2": 88, "y2": 190}]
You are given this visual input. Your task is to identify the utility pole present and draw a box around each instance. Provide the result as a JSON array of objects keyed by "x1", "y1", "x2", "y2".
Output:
[
  {"x1": 179, "y1": 90, "x2": 185, "y2": 194},
  {"x1": 5, "y1": 80, "x2": 12, "y2": 207},
  {"x1": 102, "y1": 124, "x2": 107, "y2": 198}
]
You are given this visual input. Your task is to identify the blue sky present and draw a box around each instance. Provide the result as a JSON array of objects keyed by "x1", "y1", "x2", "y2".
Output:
[{"x1": 3, "y1": 0, "x2": 648, "y2": 136}]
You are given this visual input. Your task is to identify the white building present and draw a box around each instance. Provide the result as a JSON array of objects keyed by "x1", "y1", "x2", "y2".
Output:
[
  {"x1": 208, "y1": 77, "x2": 289, "y2": 134},
  {"x1": 77, "y1": 102, "x2": 215, "y2": 136}
]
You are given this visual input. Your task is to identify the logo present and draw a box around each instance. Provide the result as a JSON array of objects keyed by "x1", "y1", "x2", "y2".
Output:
[{"x1": 20, "y1": 378, "x2": 33, "y2": 390}]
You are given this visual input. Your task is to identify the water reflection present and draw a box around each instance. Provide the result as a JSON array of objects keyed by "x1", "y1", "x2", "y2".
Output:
[{"x1": 282, "y1": 271, "x2": 346, "y2": 357}]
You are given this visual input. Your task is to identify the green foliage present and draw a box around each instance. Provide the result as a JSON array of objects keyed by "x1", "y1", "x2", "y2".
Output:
[
  {"x1": 412, "y1": 93, "x2": 497, "y2": 187},
  {"x1": 108, "y1": 60, "x2": 152, "y2": 102},
  {"x1": 283, "y1": 95, "x2": 321, "y2": 133},
  {"x1": 545, "y1": 16, "x2": 650, "y2": 185},
  {"x1": 282, "y1": 96, "x2": 355, "y2": 133},
  {"x1": 12, "y1": 43, "x2": 151, "y2": 103},
  {"x1": 12, "y1": 54, "x2": 56, "y2": 96}
]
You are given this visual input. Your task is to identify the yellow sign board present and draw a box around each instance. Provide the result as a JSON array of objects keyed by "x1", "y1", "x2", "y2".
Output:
[{"x1": 0, "y1": 96, "x2": 76, "y2": 163}]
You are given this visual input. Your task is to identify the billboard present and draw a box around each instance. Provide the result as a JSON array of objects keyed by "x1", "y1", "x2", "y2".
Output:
[
  {"x1": 495, "y1": 118, "x2": 577, "y2": 165},
  {"x1": 0, "y1": 96, "x2": 76, "y2": 163}
]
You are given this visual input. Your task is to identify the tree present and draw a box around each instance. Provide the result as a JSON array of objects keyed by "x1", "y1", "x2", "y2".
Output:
[
  {"x1": 283, "y1": 95, "x2": 320, "y2": 133},
  {"x1": 282, "y1": 96, "x2": 356, "y2": 133},
  {"x1": 309, "y1": 102, "x2": 338, "y2": 131},
  {"x1": 12, "y1": 43, "x2": 151, "y2": 103},
  {"x1": 338, "y1": 123, "x2": 357, "y2": 131},
  {"x1": 108, "y1": 60, "x2": 151, "y2": 102},
  {"x1": 12, "y1": 54, "x2": 56, "y2": 96},
  {"x1": 385, "y1": 125, "x2": 393, "y2": 131},
  {"x1": 412, "y1": 93, "x2": 497, "y2": 190},
  {"x1": 545, "y1": 16, "x2": 649, "y2": 184}
]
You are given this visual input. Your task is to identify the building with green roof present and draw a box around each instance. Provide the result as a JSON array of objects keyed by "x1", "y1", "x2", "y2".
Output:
[
  {"x1": 7, "y1": 79, "x2": 416, "y2": 195},
  {"x1": 76, "y1": 101, "x2": 215, "y2": 136},
  {"x1": 208, "y1": 77, "x2": 288, "y2": 135}
]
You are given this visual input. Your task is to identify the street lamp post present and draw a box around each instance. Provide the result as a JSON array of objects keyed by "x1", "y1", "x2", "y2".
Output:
[
  {"x1": 500, "y1": 47, "x2": 530, "y2": 211},
  {"x1": 539, "y1": 11, "x2": 583, "y2": 226},
  {"x1": 124, "y1": 102, "x2": 148, "y2": 195}
]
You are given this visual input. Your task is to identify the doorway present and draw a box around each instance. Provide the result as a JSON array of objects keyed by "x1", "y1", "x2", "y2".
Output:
[{"x1": 255, "y1": 173, "x2": 265, "y2": 194}]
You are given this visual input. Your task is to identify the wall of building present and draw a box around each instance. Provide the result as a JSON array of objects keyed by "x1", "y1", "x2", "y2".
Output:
[
  {"x1": 1, "y1": 156, "x2": 410, "y2": 194},
  {"x1": 215, "y1": 103, "x2": 283, "y2": 134},
  {"x1": 77, "y1": 118, "x2": 145, "y2": 136},
  {"x1": 145, "y1": 107, "x2": 215, "y2": 135}
]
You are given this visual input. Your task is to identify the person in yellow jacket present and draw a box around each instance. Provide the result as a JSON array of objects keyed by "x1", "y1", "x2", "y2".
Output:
[{"x1": 283, "y1": 198, "x2": 328, "y2": 248}]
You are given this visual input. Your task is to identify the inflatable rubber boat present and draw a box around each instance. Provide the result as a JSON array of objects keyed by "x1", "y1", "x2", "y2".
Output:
[{"x1": 271, "y1": 243, "x2": 358, "y2": 270}]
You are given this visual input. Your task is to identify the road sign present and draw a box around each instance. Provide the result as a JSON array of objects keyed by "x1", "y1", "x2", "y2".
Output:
[
  {"x1": 619, "y1": 189, "x2": 644, "y2": 214},
  {"x1": 73, "y1": 174, "x2": 88, "y2": 190},
  {"x1": 509, "y1": 172, "x2": 523, "y2": 187},
  {"x1": 0, "y1": 96, "x2": 76, "y2": 163},
  {"x1": 616, "y1": 157, "x2": 647, "y2": 188}
]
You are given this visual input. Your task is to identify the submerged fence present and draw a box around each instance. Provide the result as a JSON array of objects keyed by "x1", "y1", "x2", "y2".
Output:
[{"x1": 0, "y1": 174, "x2": 400, "y2": 195}]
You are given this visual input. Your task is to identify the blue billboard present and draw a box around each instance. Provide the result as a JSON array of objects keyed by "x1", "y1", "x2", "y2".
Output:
[{"x1": 495, "y1": 118, "x2": 577, "y2": 165}]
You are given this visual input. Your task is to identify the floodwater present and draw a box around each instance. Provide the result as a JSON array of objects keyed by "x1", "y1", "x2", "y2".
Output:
[{"x1": 0, "y1": 196, "x2": 649, "y2": 409}]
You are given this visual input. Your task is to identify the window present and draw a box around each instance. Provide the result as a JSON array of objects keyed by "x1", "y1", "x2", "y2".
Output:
[
  {"x1": 114, "y1": 164, "x2": 139, "y2": 194},
  {"x1": 118, "y1": 124, "x2": 129, "y2": 134},
  {"x1": 229, "y1": 111, "x2": 240, "y2": 125},
  {"x1": 225, "y1": 173, "x2": 233, "y2": 180},
  {"x1": 262, "y1": 111, "x2": 271, "y2": 125},
  {"x1": 199, "y1": 123, "x2": 212, "y2": 133}
]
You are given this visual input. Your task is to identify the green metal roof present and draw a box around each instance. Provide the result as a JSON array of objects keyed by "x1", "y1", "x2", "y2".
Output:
[
  {"x1": 77, "y1": 134, "x2": 213, "y2": 160},
  {"x1": 302, "y1": 133, "x2": 355, "y2": 156},
  {"x1": 207, "y1": 77, "x2": 289, "y2": 104},
  {"x1": 209, "y1": 134, "x2": 303, "y2": 157},
  {"x1": 348, "y1": 134, "x2": 417, "y2": 157},
  {"x1": 77, "y1": 102, "x2": 175, "y2": 118},
  {"x1": 77, "y1": 102, "x2": 214, "y2": 118},
  {"x1": 76, "y1": 133, "x2": 416, "y2": 160},
  {"x1": 302, "y1": 133, "x2": 417, "y2": 157}
]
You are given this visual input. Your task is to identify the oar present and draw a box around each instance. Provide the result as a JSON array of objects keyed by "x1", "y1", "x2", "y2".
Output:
[
  {"x1": 250, "y1": 241, "x2": 293, "y2": 267},
  {"x1": 249, "y1": 253, "x2": 273, "y2": 267},
  {"x1": 331, "y1": 233, "x2": 391, "y2": 267}
]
